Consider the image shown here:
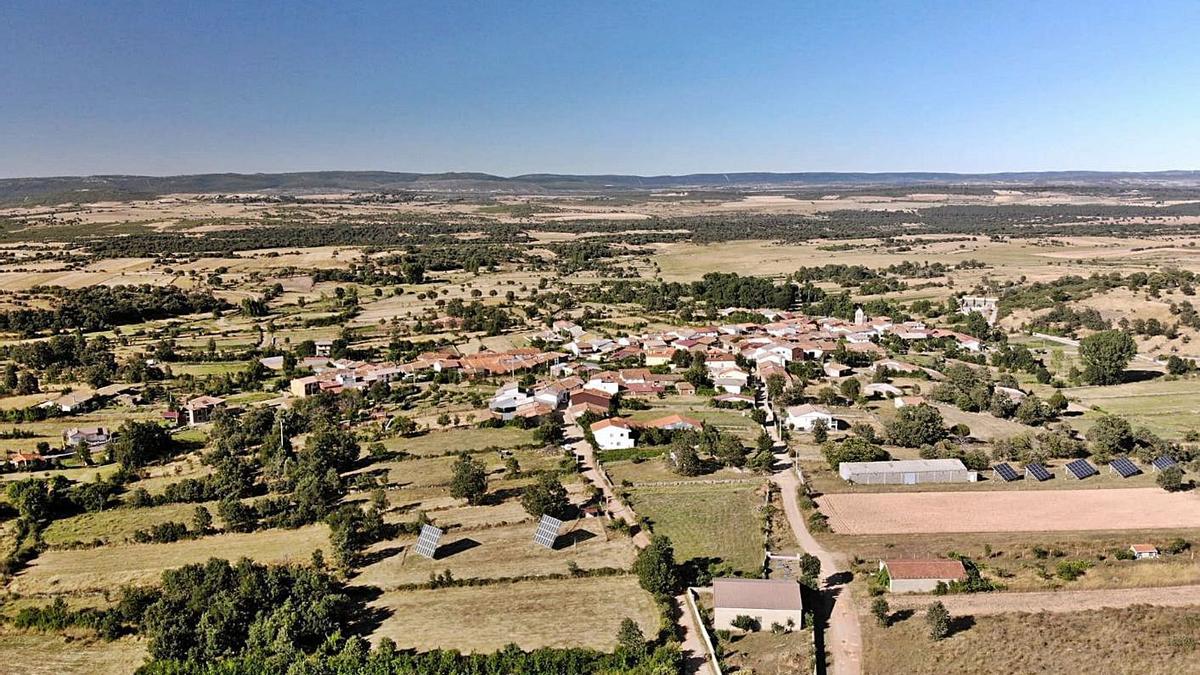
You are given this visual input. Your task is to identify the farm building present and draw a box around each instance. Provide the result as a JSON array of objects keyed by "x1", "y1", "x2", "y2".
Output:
[
  {"x1": 879, "y1": 559, "x2": 967, "y2": 593},
  {"x1": 712, "y1": 578, "x2": 803, "y2": 630},
  {"x1": 839, "y1": 458, "x2": 976, "y2": 485},
  {"x1": 1130, "y1": 544, "x2": 1159, "y2": 560}
]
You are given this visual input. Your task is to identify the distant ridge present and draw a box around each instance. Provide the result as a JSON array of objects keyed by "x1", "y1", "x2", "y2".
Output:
[{"x1": 3, "y1": 170, "x2": 1200, "y2": 203}]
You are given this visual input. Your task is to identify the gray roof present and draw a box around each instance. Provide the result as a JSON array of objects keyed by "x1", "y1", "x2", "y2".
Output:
[
  {"x1": 713, "y1": 578, "x2": 803, "y2": 611},
  {"x1": 840, "y1": 458, "x2": 968, "y2": 475}
]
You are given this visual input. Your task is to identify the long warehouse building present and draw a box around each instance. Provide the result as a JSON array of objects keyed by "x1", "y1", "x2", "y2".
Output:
[{"x1": 838, "y1": 458, "x2": 976, "y2": 484}]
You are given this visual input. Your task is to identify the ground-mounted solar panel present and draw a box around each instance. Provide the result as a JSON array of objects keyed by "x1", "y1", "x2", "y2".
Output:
[
  {"x1": 533, "y1": 514, "x2": 564, "y2": 549},
  {"x1": 1153, "y1": 455, "x2": 1178, "y2": 472},
  {"x1": 992, "y1": 463, "x2": 1020, "y2": 482},
  {"x1": 414, "y1": 524, "x2": 443, "y2": 559},
  {"x1": 1025, "y1": 462, "x2": 1052, "y2": 481},
  {"x1": 1065, "y1": 458, "x2": 1098, "y2": 479},
  {"x1": 1109, "y1": 457, "x2": 1141, "y2": 478}
]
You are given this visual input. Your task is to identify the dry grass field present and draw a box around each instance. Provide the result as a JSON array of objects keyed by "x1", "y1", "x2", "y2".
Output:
[
  {"x1": 862, "y1": 605, "x2": 1200, "y2": 674},
  {"x1": 42, "y1": 501, "x2": 220, "y2": 546},
  {"x1": 352, "y1": 518, "x2": 635, "y2": 589},
  {"x1": 366, "y1": 575, "x2": 659, "y2": 652},
  {"x1": 0, "y1": 629, "x2": 147, "y2": 675},
  {"x1": 8, "y1": 524, "x2": 328, "y2": 594},
  {"x1": 817, "y1": 488, "x2": 1200, "y2": 534}
]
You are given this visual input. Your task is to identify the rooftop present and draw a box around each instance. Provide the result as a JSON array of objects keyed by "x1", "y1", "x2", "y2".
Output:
[
  {"x1": 713, "y1": 578, "x2": 803, "y2": 611},
  {"x1": 882, "y1": 559, "x2": 967, "y2": 581}
]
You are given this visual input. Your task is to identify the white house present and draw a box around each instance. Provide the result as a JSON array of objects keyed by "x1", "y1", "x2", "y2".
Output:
[
  {"x1": 489, "y1": 382, "x2": 533, "y2": 421},
  {"x1": 590, "y1": 417, "x2": 634, "y2": 450},
  {"x1": 863, "y1": 382, "x2": 903, "y2": 399},
  {"x1": 785, "y1": 404, "x2": 835, "y2": 431},
  {"x1": 879, "y1": 559, "x2": 967, "y2": 593},
  {"x1": 713, "y1": 578, "x2": 804, "y2": 631},
  {"x1": 1130, "y1": 544, "x2": 1160, "y2": 560}
]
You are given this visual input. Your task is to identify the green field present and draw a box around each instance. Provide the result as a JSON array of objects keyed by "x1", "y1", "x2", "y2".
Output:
[
  {"x1": 629, "y1": 481, "x2": 766, "y2": 575},
  {"x1": 1068, "y1": 376, "x2": 1200, "y2": 440}
]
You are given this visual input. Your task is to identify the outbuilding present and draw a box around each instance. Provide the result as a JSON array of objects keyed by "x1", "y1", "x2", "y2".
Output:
[
  {"x1": 879, "y1": 559, "x2": 967, "y2": 593},
  {"x1": 839, "y1": 458, "x2": 976, "y2": 484},
  {"x1": 1129, "y1": 544, "x2": 1160, "y2": 560},
  {"x1": 712, "y1": 578, "x2": 803, "y2": 631}
]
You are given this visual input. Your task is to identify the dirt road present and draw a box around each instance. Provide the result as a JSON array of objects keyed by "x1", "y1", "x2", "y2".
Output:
[
  {"x1": 774, "y1": 467, "x2": 863, "y2": 675},
  {"x1": 569, "y1": 427, "x2": 713, "y2": 675},
  {"x1": 889, "y1": 584, "x2": 1200, "y2": 616},
  {"x1": 759, "y1": 391, "x2": 862, "y2": 675}
]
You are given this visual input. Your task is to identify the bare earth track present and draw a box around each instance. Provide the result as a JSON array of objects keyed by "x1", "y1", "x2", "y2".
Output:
[
  {"x1": 889, "y1": 584, "x2": 1200, "y2": 616},
  {"x1": 817, "y1": 488, "x2": 1200, "y2": 535}
]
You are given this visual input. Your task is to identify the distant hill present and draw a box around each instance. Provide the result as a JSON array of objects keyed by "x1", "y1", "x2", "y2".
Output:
[{"x1": 3, "y1": 170, "x2": 1200, "y2": 204}]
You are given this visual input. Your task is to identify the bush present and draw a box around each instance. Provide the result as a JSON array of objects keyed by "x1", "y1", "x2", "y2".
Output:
[
  {"x1": 1055, "y1": 559, "x2": 1091, "y2": 581},
  {"x1": 926, "y1": 601, "x2": 950, "y2": 640},
  {"x1": 730, "y1": 614, "x2": 760, "y2": 632}
]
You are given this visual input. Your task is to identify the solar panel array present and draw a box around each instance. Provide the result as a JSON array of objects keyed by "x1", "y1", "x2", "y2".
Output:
[
  {"x1": 1153, "y1": 455, "x2": 1178, "y2": 471},
  {"x1": 1110, "y1": 457, "x2": 1141, "y2": 478},
  {"x1": 414, "y1": 524, "x2": 443, "y2": 559},
  {"x1": 1025, "y1": 462, "x2": 1052, "y2": 481},
  {"x1": 1065, "y1": 458, "x2": 1098, "y2": 479},
  {"x1": 533, "y1": 514, "x2": 564, "y2": 549},
  {"x1": 993, "y1": 463, "x2": 1020, "y2": 482}
]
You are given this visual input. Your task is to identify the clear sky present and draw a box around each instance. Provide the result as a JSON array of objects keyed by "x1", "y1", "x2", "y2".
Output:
[{"x1": 2, "y1": 0, "x2": 1199, "y2": 178}]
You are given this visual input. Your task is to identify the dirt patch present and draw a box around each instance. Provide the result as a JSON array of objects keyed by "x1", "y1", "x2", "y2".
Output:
[{"x1": 818, "y1": 488, "x2": 1200, "y2": 534}]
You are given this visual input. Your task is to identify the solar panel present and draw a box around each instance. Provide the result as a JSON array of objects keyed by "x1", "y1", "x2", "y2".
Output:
[
  {"x1": 1153, "y1": 455, "x2": 1178, "y2": 471},
  {"x1": 993, "y1": 463, "x2": 1020, "y2": 482},
  {"x1": 1025, "y1": 462, "x2": 1052, "y2": 481},
  {"x1": 1065, "y1": 458, "x2": 1098, "y2": 479},
  {"x1": 533, "y1": 514, "x2": 564, "y2": 549},
  {"x1": 413, "y1": 524, "x2": 443, "y2": 559},
  {"x1": 1109, "y1": 457, "x2": 1141, "y2": 478}
]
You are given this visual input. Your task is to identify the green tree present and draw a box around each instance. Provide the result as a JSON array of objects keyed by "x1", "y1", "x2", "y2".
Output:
[
  {"x1": 1085, "y1": 415, "x2": 1133, "y2": 460},
  {"x1": 217, "y1": 498, "x2": 257, "y2": 533},
  {"x1": 633, "y1": 535, "x2": 679, "y2": 597},
  {"x1": 886, "y1": 404, "x2": 946, "y2": 447},
  {"x1": 926, "y1": 601, "x2": 951, "y2": 640},
  {"x1": 108, "y1": 420, "x2": 175, "y2": 469},
  {"x1": 533, "y1": 416, "x2": 565, "y2": 446},
  {"x1": 520, "y1": 472, "x2": 570, "y2": 519},
  {"x1": 1158, "y1": 465, "x2": 1184, "y2": 492},
  {"x1": 799, "y1": 553, "x2": 821, "y2": 587},
  {"x1": 871, "y1": 596, "x2": 890, "y2": 627},
  {"x1": 616, "y1": 617, "x2": 647, "y2": 660},
  {"x1": 449, "y1": 453, "x2": 488, "y2": 505},
  {"x1": 1079, "y1": 330, "x2": 1136, "y2": 385},
  {"x1": 190, "y1": 506, "x2": 213, "y2": 534}
]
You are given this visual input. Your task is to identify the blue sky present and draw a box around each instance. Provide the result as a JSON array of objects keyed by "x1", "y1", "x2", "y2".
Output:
[{"x1": 2, "y1": 1, "x2": 1198, "y2": 177}]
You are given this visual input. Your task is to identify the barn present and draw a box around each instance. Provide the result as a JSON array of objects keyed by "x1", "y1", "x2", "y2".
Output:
[
  {"x1": 838, "y1": 458, "x2": 976, "y2": 485},
  {"x1": 880, "y1": 559, "x2": 968, "y2": 593},
  {"x1": 712, "y1": 578, "x2": 804, "y2": 631}
]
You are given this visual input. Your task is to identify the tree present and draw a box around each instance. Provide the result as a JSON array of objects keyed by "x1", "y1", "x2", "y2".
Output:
[
  {"x1": 633, "y1": 535, "x2": 678, "y2": 597},
  {"x1": 521, "y1": 472, "x2": 570, "y2": 519},
  {"x1": 822, "y1": 436, "x2": 889, "y2": 469},
  {"x1": 840, "y1": 378, "x2": 861, "y2": 402},
  {"x1": 1158, "y1": 465, "x2": 1184, "y2": 492},
  {"x1": 1167, "y1": 355, "x2": 1192, "y2": 376},
  {"x1": 871, "y1": 596, "x2": 890, "y2": 627},
  {"x1": 191, "y1": 506, "x2": 213, "y2": 534},
  {"x1": 217, "y1": 498, "x2": 257, "y2": 533},
  {"x1": 671, "y1": 443, "x2": 703, "y2": 477},
  {"x1": 109, "y1": 420, "x2": 175, "y2": 469},
  {"x1": 811, "y1": 418, "x2": 828, "y2": 443},
  {"x1": 504, "y1": 455, "x2": 521, "y2": 477},
  {"x1": 616, "y1": 617, "x2": 647, "y2": 660},
  {"x1": 533, "y1": 417, "x2": 564, "y2": 446},
  {"x1": 926, "y1": 601, "x2": 951, "y2": 640},
  {"x1": 1086, "y1": 415, "x2": 1133, "y2": 460},
  {"x1": 1079, "y1": 330, "x2": 1136, "y2": 385},
  {"x1": 886, "y1": 404, "x2": 946, "y2": 447},
  {"x1": 449, "y1": 453, "x2": 488, "y2": 505},
  {"x1": 799, "y1": 553, "x2": 821, "y2": 587}
]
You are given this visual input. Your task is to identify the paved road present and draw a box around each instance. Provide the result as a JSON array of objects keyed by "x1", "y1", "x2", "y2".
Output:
[
  {"x1": 889, "y1": 583, "x2": 1200, "y2": 616},
  {"x1": 569, "y1": 427, "x2": 713, "y2": 675}
]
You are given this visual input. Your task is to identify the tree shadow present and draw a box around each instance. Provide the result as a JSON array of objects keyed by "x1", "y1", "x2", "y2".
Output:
[
  {"x1": 825, "y1": 570, "x2": 854, "y2": 586},
  {"x1": 356, "y1": 545, "x2": 403, "y2": 567},
  {"x1": 889, "y1": 608, "x2": 916, "y2": 624},
  {"x1": 1123, "y1": 369, "x2": 1163, "y2": 384},
  {"x1": 435, "y1": 537, "x2": 481, "y2": 559},
  {"x1": 342, "y1": 584, "x2": 390, "y2": 637},
  {"x1": 949, "y1": 614, "x2": 976, "y2": 636}
]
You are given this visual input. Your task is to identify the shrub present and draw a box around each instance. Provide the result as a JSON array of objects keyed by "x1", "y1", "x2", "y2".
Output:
[{"x1": 730, "y1": 615, "x2": 760, "y2": 632}]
